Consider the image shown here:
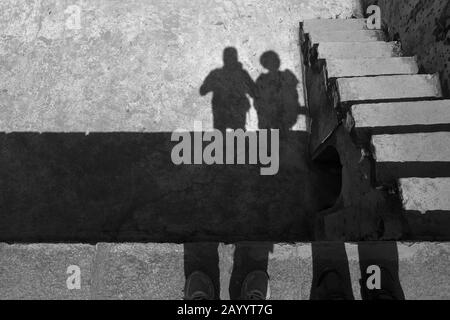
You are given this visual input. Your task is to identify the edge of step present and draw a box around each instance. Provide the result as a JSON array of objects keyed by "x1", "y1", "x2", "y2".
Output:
[
  {"x1": 352, "y1": 100, "x2": 450, "y2": 131},
  {"x1": 301, "y1": 19, "x2": 367, "y2": 33},
  {"x1": 336, "y1": 74, "x2": 443, "y2": 103},
  {"x1": 327, "y1": 56, "x2": 419, "y2": 78},
  {"x1": 1, "y1": 242, "x2": 449, "y2": 300},
  {"x1": 372, "y1": 132, "x2": 450, "y2": 182},
  {"x1": 372, "y1": 131, "x2": 450, "y2": 163},
  {"x1": 317, "y1": 41, "x2": 402, "y2": 60},
  {"x1": 400, "y1": 178, "x2": 450, "y2": 214},
  {"x1": 308, "y1": 30, "x2": 386, "y2": 44}
]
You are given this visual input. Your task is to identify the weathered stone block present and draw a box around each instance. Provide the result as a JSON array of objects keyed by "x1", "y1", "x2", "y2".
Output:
[
  {"x1": 302, "y1": 19, "x2": 367, "y2": 34},
  {"x1": 327, "y1": 57, "x2": 419, "y2": 78},
  {"x1": 398, "y1": 243, "x2": 450, "y2": 299},
  {"x1": 372, "y1": 132, "x2": 450, "y2": 163},
  {"x1": 0, "y1": 244, "x2": 95, "y2": 300},
  {"x1": 91, "y1": 243, "x2": 184, "y2": 300},
  {"x1": 352, "y1": 100, "x2": 450, "y2": 129},
  {"x1": 309, "y1": 30, "x2": 385, "y2": 43},
  {"x1": 317, "y1": 41, "x2": 401, "y2": 59},
  {"x1": 400, "y1": 178, "x2": 450, "y2": 213},
  {"x1": 337, "y1": 74, "x2": 443, "y2": 102}
]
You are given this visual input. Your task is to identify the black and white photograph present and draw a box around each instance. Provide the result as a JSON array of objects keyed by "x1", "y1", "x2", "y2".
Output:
[{"x1": 0, "y1": 0, "x2": 449, "y2": 308}]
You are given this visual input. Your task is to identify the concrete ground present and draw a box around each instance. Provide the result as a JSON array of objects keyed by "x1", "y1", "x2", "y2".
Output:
[
  {"x1": 0, "y1": 0, "x2": 360, "y2": 132},
  {"x1": 0, "y1": 0, "x2": 359, "y2": 242},
  {"x1": 0, "y1": 242, "x2": 449, "y2": 300}
]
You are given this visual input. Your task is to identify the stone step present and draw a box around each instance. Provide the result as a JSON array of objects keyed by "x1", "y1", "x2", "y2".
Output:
[
  {"x1": 0, "y1": 242, "x2": 449, "y2": 300},
  {"x1": 317, "y1": 42, "x2": 401, "y2": 60},
  {"x1": 400, "y1": 178, "x2": 450, "y2": 214},
  {"x1": 372, "y1": 132, "x2": 450, "y2": 163},
  {"x1": 372, "y1": 132, "x2": 450, "y2": 181},
  {"x1": 327, "y1": 57, "x2": 419, "y2": 78},
  {"x1": 400, "y1": 178, "x2": 450, "y2": 240},
  {"x1": 337, "y1": 74, "x2": 443, "y2": 103},
  {"x1": 302, "y1": 19, "x2": 367, "y2": 33},
  {"x1": 352, "y1": 100, "x2": 450, "y2": 132},
  {"x1": 308, "y1": 30, "x2": 385, "y2": 44}
]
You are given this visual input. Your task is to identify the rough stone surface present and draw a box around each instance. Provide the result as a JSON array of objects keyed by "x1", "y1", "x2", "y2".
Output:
[
  {"x1": 400, "y1": 178, "x2": 450, "y2": 213},
  {"x1": 0, "y1": 0, "x2": 359, "y2": 132},
  {"x1": 352, "y1": 100, "x2": 450, "y2": 128},
  {"x1": 266, "y1": 244, "x2": 313, "y2": 300},
  {"x1": 0, "y1": 131, "x2": 336, "y2": 243},
  {"x1": 302, "y1": 18, "x2": 367, "y2": 33},
  {"x1": 0, "y1": 0, "x2": 360, "y2": 243},
  {"x1": 372, "y1": 132, "x2": 450, "y2": 162},
  {"x1": 327, "y1": 57, "x2": 419, "y2": 78},
  {"x1": 90, "y1": 243, "x2": 184, "y2": 300},
  {"x1": 0, "y1": 243, "x2": 95, "y2": 300},
  {"x1": 0, "y1": 242, "x2": 449, "y2": 300},
  {"x1": 337, "y1": 74, "x2": 443, "y2": 102},
  {"x1": 309, "y1": 30, "x2": 385, "y2": 43},
  {"x1": 361, "y1": 0, "x2": 450, "y2": 97},
  {"x1": 398, "y1": 242, "x2": 450, "y2": 299},
  {"x1": 317, "y1": 41, "x2": 401, "y2": 59}
]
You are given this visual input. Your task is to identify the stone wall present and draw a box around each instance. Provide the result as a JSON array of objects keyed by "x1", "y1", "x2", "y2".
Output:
[{"x1": 360, "y1": 0, "x2": 449, "y2": 96}]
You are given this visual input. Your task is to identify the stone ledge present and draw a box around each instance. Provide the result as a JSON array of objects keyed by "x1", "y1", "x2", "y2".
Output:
[{"x1": 0, "y1": 242, "x2": 448, "y2": 300}]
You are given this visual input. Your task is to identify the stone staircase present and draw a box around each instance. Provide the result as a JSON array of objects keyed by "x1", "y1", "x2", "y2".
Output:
[{"x1": 300, "y1": 18, "x2": 450, "y2": 241}]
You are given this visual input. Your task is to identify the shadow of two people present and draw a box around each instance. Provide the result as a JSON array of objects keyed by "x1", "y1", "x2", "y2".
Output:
[
  {"x1": 200, "y1": 47, "x2": 302, "y2": 133},
  {"x1": 183, "y1": 47, "x2": 299, "y2": 300},
  {"x1": 184, "y1": 48, "x2": 405, "y2": 300}
]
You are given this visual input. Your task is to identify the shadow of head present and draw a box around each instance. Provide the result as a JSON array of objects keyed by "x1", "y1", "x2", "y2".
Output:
[
  {"x1": 260, "y1": 50, "x2": 281, "y2": 72},
  {"x1": 223, "y1": 47, "x2": 240, "y2": 68}
]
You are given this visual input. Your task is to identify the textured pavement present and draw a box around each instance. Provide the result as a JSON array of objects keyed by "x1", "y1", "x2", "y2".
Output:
[
  {"x1": 0, "y1": 0, "x2": 359, "y2": 132},
  {"x1": 0, "y1": 242, "x2": 449, "y2": 300},
  {"x1": 0, "y1": 0, "x2": 361, "y2": 243}
]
